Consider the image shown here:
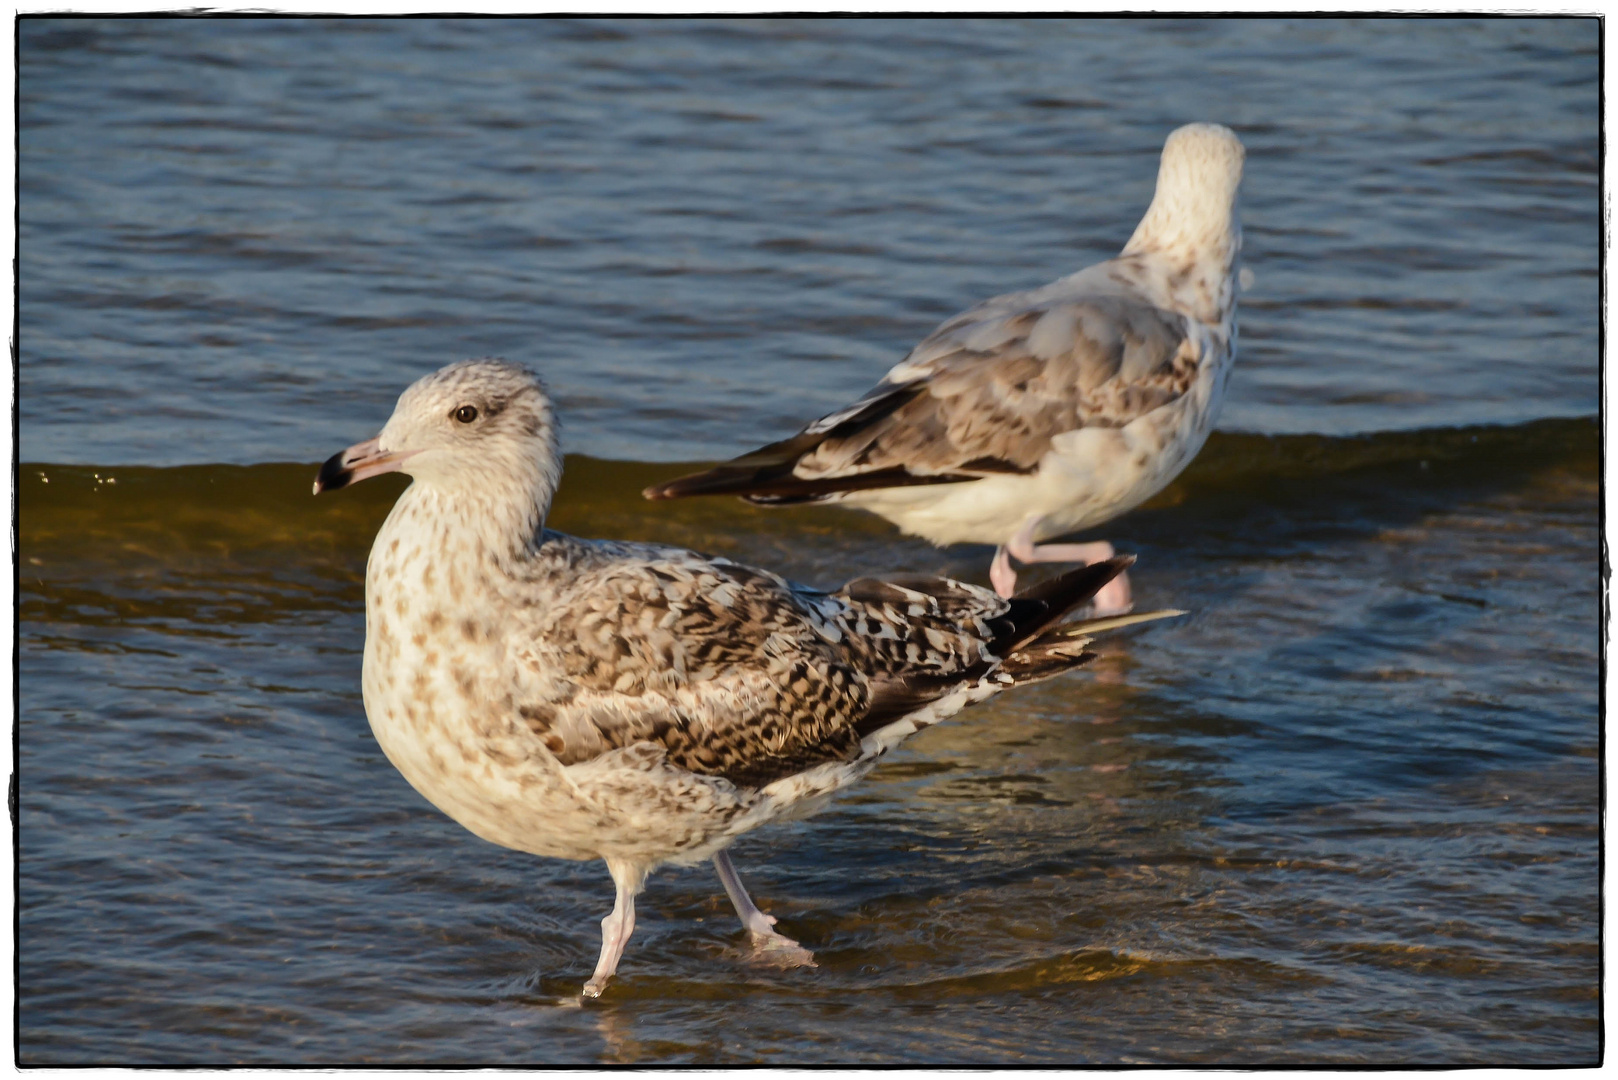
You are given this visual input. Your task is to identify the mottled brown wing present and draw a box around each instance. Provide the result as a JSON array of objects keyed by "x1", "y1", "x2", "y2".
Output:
[
  {"x1": 511, "y1": 542, "x2": 1048, "y2": 790},
  {"x1": 516, "y1": 551, "x2": 873, "y2": 789},
  {"x1": 793, "y1": 293, "x2": 1193, "y2": 480},
  {"x1": 642, "y1": 290, "x2": 1194, "y2": 504}
]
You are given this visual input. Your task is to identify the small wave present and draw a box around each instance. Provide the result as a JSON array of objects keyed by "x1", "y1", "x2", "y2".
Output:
[
  {"x1": 1166, "y1": 414, "x2": 1595, "y2": 493},
  {"x1": 20, "y1": 416, "x2": 1596, "y2": 566}
]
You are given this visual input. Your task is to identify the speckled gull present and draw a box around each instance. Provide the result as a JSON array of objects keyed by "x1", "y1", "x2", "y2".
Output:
[
  {"x1": 314, "y1": 358, "x2": 1181, "y2": 998},
  {"x1": 646, "y1": 122, "x2": 1246, "y2": 613}
]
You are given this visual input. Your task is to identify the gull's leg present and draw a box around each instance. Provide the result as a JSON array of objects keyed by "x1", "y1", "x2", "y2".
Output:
[
  {"x1": 1005, "y1": 515, "x2": 1132, "y2": 615},
  {"x1": 583, "y1": 858, "x2": 647, "y2": 998},
  {"x1": 713, "y1": 849, "x2": 816, "y2": 968},
  {"x1": 713, "y1": 849, "x2": 776, "y2": 936},
  {"x1": 990, "y1": 545, "x2": 1019, "y2": 599}
]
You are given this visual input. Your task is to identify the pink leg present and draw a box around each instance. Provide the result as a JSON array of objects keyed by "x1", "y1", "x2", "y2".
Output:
[
  {"x1": 713, "y1": 850, "x2": 815, "y2": 968},
  {"x1": 1003, "y1": 516, "x2": 1133, "y2": 615},
  {"x1": 990, "y1": 546, "x2": 1018, "y2": 598},
  {"x1": 583, "y1": 859, "x2": 646, "y2": 998}
]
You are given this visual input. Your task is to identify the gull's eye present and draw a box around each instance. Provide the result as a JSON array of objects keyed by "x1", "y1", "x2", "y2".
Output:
[{"x1": 453, "y1": 405, "x2": 479, "y2": 424}]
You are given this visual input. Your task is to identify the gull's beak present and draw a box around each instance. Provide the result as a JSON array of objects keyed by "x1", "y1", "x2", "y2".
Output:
[{"x1": 313, "y1": 437, "x2": 418, "y2": 495}]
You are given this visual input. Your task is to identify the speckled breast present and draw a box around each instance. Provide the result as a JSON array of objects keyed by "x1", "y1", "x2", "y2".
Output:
[{"x1": 359, "y1": 494, "x2": 603, "y2": 863}]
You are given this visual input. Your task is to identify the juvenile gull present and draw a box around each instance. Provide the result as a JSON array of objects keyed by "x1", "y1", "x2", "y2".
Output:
[
  {"x1": 646, "y1": 123, "x2": 1246, "y2": 612},
  {"x1": 315, "y1": 359, "x2": 1179, "y2": 997}
]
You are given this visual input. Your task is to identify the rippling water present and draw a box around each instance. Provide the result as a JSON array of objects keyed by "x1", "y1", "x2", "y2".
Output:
[{"x1": 19, "y1": 16, "x2": 1599, "y2": 1065}]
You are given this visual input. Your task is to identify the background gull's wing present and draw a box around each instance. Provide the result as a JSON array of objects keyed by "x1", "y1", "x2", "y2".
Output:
[{"x1": 645, "y1": 280, "x2": 1196, "y2": 504}]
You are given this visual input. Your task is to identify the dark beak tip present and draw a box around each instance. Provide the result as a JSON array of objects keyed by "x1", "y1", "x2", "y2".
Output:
[{"x1": 314, "y1": 450, "x2": 352, "y2": 495}]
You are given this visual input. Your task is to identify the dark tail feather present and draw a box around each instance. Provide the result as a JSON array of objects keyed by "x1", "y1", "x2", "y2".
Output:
[
  {"x1": 854, "y1": 557, "x2": 1180, "y2": 737},
  {"x1": 989, "y1": 556, "x2": 1137, "y2": 656},
  {"x1": 642, "y1": 382, "x2": 976, "y2": 503},
  {"x1": 997, "y1": 560, "x2": 1188, "y2": 685},
  {"x1": 642, "y1": 430, "x2": 824, "y2": 501},
  {"x1": 645, "y1": 461, "x2": 980, "y2": 504},
  {"x1": 999, "y1": 605, "x2": 1186, "y2": 684}
]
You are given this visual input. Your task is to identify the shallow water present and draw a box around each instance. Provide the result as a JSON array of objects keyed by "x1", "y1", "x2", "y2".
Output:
[{"x1": 17, "y1": 16, "x2": 1600, "y2": 1066}]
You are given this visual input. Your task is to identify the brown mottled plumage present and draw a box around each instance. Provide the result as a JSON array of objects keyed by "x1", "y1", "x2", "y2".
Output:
[
  {"x1": 677, "y1": 291, "x2": 1192, "y2": 497},
  {"x1": 315, "y1": 358, "x2": 1179, "y2": 998}
]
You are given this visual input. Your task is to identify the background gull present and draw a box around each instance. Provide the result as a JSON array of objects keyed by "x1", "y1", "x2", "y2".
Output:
[
  {"x1": 646, "y1": 123, "x2": 1246, "y2": 613},
  {"x1": 315, "y1": 358, "x2": 1178, "y2": 998}
]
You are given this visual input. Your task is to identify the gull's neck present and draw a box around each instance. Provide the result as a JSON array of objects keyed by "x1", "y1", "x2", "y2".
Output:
[
  {"x1": 1118, "y1": 132, "x2": 1243, "y2": 323},
  {"x1": 378, "y1": 457, "x2": 561, "y2": 581},
  {"x1": 1117, "y1": 179, "x2": 1241, "y2": 326},
  {"x1": 1122, "y1": 187, "x2": 1240, "y2": 267}
]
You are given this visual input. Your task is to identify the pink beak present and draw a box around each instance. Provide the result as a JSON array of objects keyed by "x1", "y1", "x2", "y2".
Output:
[{"x1": 312, "y1": 436, "x2": 419, "y2": 494}]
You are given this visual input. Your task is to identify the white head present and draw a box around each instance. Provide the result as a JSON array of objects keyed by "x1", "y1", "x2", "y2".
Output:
[
  {"x1": 1122, "y1": 122, "x2": 1245, "y2": 262},
  {"x1": 315, "y1": 359, "x2": 562, "y2": 539}
]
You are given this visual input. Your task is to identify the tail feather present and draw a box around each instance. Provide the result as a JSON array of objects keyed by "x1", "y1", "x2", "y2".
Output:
[
  {"x1": 997, "y1": 639, "x2": 1099, "y2": 683},
  {"x1": 1001, "y1": 607, "x2": 1185, "y2": 684},
  {"x1": 641, "y1": 382, "x2": 981, "y2": 503},
  {"x1": 646, "y1": 462, "x2": 978, "y2": 504},
  {"x1": 641, "y1": 429, "x2": 827, "y2": 502},
  {"x1": 991, "y1": 559, "x2": 1184, "y2": 685},
  {"x1": 853, "y1": 558, "x2": 1173, "y2": 739},
  {"x1": 1041, "y1": 608, "x2": 1190, "y2": 639},
  {"x1": 989, "y1": 556, "x2": 1137, "y2": 656}
]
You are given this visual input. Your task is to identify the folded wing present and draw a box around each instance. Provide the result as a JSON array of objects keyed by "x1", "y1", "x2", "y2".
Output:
[
  {"x1": 645, "y1": 281, "x2": 1194, "y2": 505},
  {"x1": 514, "y1": 540, "x2": 1136, "y2": 789}
]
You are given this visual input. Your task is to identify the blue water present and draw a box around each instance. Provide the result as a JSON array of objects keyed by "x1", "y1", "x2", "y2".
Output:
[
  {"x1": 18, "y1": 16, "x2": 1600, "y2": 1065},
  {"x1": 21, "y1": 17, "x2": 1597, "y2": 465}
]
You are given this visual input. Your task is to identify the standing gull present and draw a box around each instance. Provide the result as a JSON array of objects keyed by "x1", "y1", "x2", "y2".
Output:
[
  {"x1": 315, "y1": 358, "x2": 1179, "y2": 997},
  {"x1": 645, "y1": 122, "x2": 1246, "y2": 612}
]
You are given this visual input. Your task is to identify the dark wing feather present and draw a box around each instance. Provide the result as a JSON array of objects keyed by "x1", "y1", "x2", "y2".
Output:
[
  {"x1": 848, "y1": 557, "x2": 1135, "y2": 739},
  {"x1": 643, "y1": 382, "x2": 984, "y2": 503},
  {"x1": 645, "y1": 285, "x2": 1193, "y2": 503}
]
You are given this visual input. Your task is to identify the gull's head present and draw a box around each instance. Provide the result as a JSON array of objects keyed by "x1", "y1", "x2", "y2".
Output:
[
  {"x1": 314, "y1": 359, "x2": 559, "y2": 498},
  {"x1": 1124, "y1": 122, "x2": 1245, "y2": 261},
  {"x1": 1157, "y1": 122, "x2": 1245, "y2": 204}
]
